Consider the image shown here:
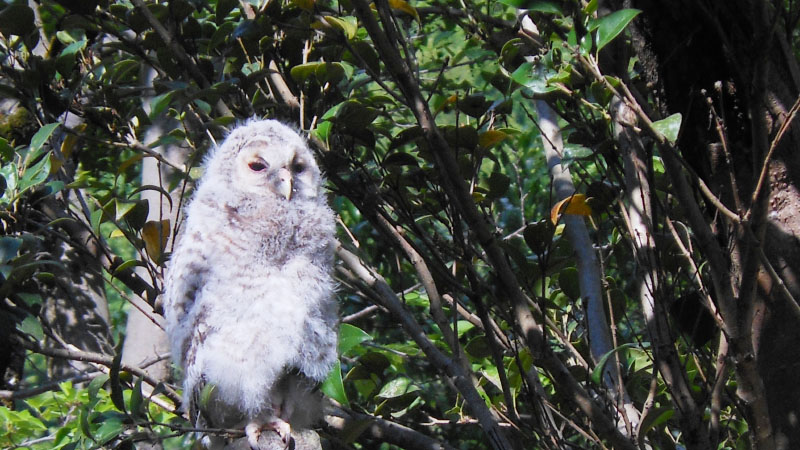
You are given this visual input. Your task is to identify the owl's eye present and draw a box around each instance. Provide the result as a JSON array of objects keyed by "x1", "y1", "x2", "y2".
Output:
[
  {"x1": 292, "y1": 161, "x2": 306, "y2": 173},
  {"x1": 248, "y1": 160, "x2": 268, "y2": 172}
]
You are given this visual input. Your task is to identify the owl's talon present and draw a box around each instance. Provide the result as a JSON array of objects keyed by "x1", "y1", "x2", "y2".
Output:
[
  {"x1": 269, "y1": 418, "x2": 292, "y2": 448},
  {"x1": 245, "y1": 422, "x2": 262, "y2": 450},
  {"x1": 245, "y1": 419, "x2": 292, "y2": 449}
]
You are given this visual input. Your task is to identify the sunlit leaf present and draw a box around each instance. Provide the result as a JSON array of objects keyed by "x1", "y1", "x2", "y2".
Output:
[
  {"x1": 389, "y1": 0, "x2": 420, "y2": 22},
  {"x1": 339, "y1": 323, "x2": 371, "y2": 355},
  {"x1": 141, "y1": 219, "x2": 170, "y2": 264},
  {"x1": 591, "y1": 9, "x2": 641, "y2": 51},
  {"x1": 320, "y1": 16, "x2": 358, "y2": 39},
  {"x1": 652, "y1": 113, "x2": 682, "y2": 144},
  {"x1": 29, "y1": 123, "x2": 60, "y2": 154},
  {"x1": 376, "y1": 377, "x2": 419, "y2": 399},
  {"x1": 550, "y1": 193, "x2": 593, "y2": 224},
  {"x1": 479, "y1": 130, "x2": 510, "y2": 148},
  {"x1": 496, "y1": 0, "x2": 563, "y2": 14},
  {"x1": 321, "y1": 360, "x2": 349, "y2": 407}
]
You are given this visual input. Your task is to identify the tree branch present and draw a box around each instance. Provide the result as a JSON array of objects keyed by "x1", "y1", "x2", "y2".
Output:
[
  {"x1": 12, "y1": 335, "x2": 181, "y2": 407},
  {"x1": 336, "y1": 245, "x2": 514, "y2": 450}
]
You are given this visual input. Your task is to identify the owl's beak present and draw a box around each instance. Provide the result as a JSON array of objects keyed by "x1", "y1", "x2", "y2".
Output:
[{"x1": 274, "y1": 168, "x2": 293, "y2": 200}]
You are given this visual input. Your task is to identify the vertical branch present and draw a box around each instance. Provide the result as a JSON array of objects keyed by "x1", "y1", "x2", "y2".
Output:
[
  {"x1": 577, "y1": 52, "x2": 775, "y2": 448},
  {"x1": 536, "y1": 100, "x2": 640, "y2": 434},
  {"x1": 611, "y1": 98, "x2": 710, "y2": 449}
]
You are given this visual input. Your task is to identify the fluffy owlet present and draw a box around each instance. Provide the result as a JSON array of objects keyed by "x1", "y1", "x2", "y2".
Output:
[{"x1": 163, "y1": 119, "x2": 338, "y2": 449}]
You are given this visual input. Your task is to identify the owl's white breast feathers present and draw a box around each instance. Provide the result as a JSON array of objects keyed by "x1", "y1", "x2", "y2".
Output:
[{"x1": 162, "y1": 119, "x2": 338, "y2": 425}]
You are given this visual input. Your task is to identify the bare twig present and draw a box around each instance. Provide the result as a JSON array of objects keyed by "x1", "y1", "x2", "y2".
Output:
[
  {"x1": 13, "y1": 335, "x2": 181, "y2": 407},
  {"x1": 326, "y1": 407, "x2": 459, "y2": 450}
]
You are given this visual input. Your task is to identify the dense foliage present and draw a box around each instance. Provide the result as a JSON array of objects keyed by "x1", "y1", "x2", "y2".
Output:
[{"x1": 2, "y1": 0, "x2": 799, "y2": 449}]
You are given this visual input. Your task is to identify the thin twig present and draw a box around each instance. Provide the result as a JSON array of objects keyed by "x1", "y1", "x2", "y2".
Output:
[{"x1": 13, "y1": 335, "x2": 181, "y2": 407}]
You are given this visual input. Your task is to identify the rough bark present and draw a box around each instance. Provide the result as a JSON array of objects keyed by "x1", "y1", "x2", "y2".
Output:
[{"x1": 620, "y1": 0, "x2": 800, "y2": 446}]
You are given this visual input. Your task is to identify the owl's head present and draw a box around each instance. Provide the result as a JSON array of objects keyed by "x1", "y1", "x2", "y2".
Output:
[{"x1": 208, "y1": 119, "x2": 322, "y2": 201}]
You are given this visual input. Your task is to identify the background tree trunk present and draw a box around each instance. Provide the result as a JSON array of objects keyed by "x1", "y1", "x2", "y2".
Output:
[{"x1": 622, "y1": 0, "x2": 800, "y2": 446}]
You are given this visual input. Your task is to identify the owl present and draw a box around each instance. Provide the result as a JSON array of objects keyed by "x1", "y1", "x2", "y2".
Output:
[{"x1": 163, "y1": 119, "x2": 338, "y2": 449}]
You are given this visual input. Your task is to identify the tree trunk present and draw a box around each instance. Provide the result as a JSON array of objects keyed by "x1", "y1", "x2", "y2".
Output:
[{"x1": 624, "y1": 0, "x2": 800, "y2": 446}]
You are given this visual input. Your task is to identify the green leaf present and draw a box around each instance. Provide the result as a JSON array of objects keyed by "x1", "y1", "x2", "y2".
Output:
[
  {"x1": 652, "y1": 113, "x2": 682, "y2": 144},
  {"x1": 0, "y1": 3, "x2": 35, "y2": 36},
  {"x1": 511, "y1": 62, "x2": 560, "y2": 94},
  {"x1": 0, "y1": 236, "x2": 22, "y2": 264},
  {"x1": 291, "y1": 62, "x2": 321, "y2": 83},
  {"x1": 558, "y1": 267, "x2": 580, "y2": 300},
  {"x1": 321, "y1": 16, "x2": 357, "y2": 40},
  {"x1": 320, "y1": 360, "x2": 349, "y2": 408},
  {"x1": 496, "y1": 0, "x2": 563, "y2": 14},
  {"x1": 18, "y1": 315, "x2": 44, "y2": 340},
  {"x1": 216, "y1": 0, "x2": 238, "y2": 24},
  {"x1": 315, "y1": 62, "x2": 346, "y2": 85},
  {"x1": 0, "y1": 137, "x2": 13, "y2": 161},
  {"x1": 591, "y1": 343, "x2": 638, "y2": 385},
  {"x1": 114, "y1": 199, "x2": 137, "y2": 222},
  {"x1": 591, "y1": 9, "x2": 641, "y2": 52},
  {"x1": 339, "y1": 323, "x2": 371, "y2": 355},
  {"x1": 88, "y1": 374, "x2": 110, "y2": 400},
  {"x1": 29, "y1": 123, "x2": 60, "y2": 154},
  {"x1": 638, "y1": 407, "x2": 674, "y2": 436},
  {"x1": 18, "y1": 153, "x2": 51, "y2": 192},
  {"x1": 464, "y1": 335, "x2": 492, "y2": 358},
  {"x1": 523, "y1": 220, "x2": 555, "y2": 255},
  {"x1": 129, "y1": 377, "x2": 144, "y2": 419},
  {"x1": 486, "y1": 172, "x2": 510, "y2": 199},
  {"x1": 93, "y1": 416, "x2": 123, "y2": 444},
  {"x1": 109, "y1": 346, "x2": 126, "y2": 413},
  {"x1": 149, "y1": 91, "x2": 175, "y2": 118},
  {"x1": 376, "y1": 376, "x2": 419, "y2": 399}
]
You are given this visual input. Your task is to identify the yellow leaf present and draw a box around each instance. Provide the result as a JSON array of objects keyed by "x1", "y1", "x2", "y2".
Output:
[
  {"x1": 550, "y1": 194, "x2": 593, "y2": 224},
  {"x1": 109, "y1": 228, "x2": 126, "y2": 239},
  {"x1": 478, "y1": 130, "x2": 510, "y2": 148},
  {"x1": 142, "y1": 219, "x2": 170, "y2": 264},
  {"x1": 49, "y1": 153, "x2": 63, "y2": 175},
  {"x1": 389, "y1": 0, "x2": 420, "y2": 22}
]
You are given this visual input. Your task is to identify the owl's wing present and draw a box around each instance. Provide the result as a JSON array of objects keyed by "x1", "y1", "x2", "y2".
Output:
[{"x1": 163, "y1": 232, "x2": 211, "y2": 370}]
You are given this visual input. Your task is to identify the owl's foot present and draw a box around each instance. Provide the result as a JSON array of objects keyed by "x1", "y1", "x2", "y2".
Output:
[{"x1": 245, "y1": 418, "x2": 291, "y2": 450}]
